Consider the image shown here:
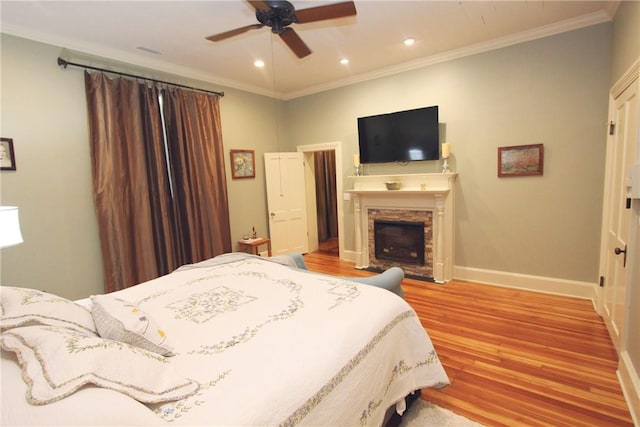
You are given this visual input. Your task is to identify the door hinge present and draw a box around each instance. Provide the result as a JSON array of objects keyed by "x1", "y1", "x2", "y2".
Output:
[
  {"x1": 609, "y1": 121, "x2": 616, "y2": 135},
  {"x1": 599, "y1": 276, "x2": 605, "y2": 287}
]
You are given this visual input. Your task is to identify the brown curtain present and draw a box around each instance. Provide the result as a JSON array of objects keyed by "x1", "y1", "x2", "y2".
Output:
[
  {"x1": 162, "y1": 87, "x2": 231, "y2": 262},
  {"x1": 314, "y1": 151, "x2": 338, "y2": 242},
  {"x1": 85, "y1": 72, "x2": 230, "y2": 293}
]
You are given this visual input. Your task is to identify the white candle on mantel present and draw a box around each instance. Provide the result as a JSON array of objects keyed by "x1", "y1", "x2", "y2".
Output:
[
  {"x1": 353, "y1": 154, "x2": 360, "y2": 167},
  {"x1": 442, "y1": 143, "x2": 451, "y2": 158}
]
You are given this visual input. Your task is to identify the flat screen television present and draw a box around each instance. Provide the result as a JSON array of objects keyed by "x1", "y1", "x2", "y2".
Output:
[{"x1": 357, "y1": 105, "x2": 439, "y2": 163}]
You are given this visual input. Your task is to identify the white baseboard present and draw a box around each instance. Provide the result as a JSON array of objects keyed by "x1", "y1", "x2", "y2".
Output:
[
  {"x1": 341, "y1": 249, "x2": 357, "y2": 263},
  {"x1": 337, "y1": 256, "x2": 597, "y2": 300},
  {"x1": 619, "y1": 351, "x2": 640, "y2": 426},
  {"x1": 453, "y1": 265, "x2": 597, "y2": 300}
]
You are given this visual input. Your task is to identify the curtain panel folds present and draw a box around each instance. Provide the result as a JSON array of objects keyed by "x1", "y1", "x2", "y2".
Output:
[
  {"x1": 162, "y1": 88, "x2": 231, "y2": 263},
  {"x1": 85, "y1": 72, "x2": 231, "y2": 293},
  {"x1": 314, "y1": 151, "x2": 338, "y2": 242}
]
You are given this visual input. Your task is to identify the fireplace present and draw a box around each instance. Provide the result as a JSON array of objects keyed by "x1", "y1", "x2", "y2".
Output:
[
  {"x1": 374, "y1": 220, "x2": 425, "y2": 265},
  {"x1": 367, "y1": 208, "x2": 433, "y2": 279},
  {"x1": 349, "y1": 173, "x2": 457, "y2": 282}
]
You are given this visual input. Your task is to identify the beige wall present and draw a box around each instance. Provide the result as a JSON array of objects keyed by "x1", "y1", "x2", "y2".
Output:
[
  {"x1": 0, "y1": 35, "x2": 103, "y2": 299},
  {"x1": 0, "y1": 34, "x2": 280, "y2": 299},
  {"x1": 283, "y1": 23, "x2": 612, "y2": 284},
  {"x1": 0, "y1": 21, "x2": 621, "y2": 297}
]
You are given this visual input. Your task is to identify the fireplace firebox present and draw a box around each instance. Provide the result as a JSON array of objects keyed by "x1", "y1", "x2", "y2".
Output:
[{"x1": 374, "y1": 220, "x2": 425, "y2": 265}]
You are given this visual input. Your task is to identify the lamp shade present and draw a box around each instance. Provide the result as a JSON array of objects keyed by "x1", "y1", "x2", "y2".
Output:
[{"x1": 0, "y1": 206, "x2": 24, "y2": 248}]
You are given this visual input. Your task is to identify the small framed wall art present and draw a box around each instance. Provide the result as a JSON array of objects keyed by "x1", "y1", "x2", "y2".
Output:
[
  {"x1": 230, "y1": 149, "x2": 255, "y2": 179},
  {"x1": 0, "y1": 138, "x2": 16, "y2": 171},
  {"x1": 498, "y1": 144, "x2": 544, "y2": 177}
]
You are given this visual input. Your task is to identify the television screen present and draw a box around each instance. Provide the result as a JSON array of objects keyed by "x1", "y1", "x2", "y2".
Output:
[{"x1": 357, "y1": 106, "x2": 439, "y2": 163}]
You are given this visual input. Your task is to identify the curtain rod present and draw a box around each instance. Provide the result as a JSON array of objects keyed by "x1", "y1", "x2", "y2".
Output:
[{"x1": 57, "y1": 57, "x2": 224, "y2": 97}]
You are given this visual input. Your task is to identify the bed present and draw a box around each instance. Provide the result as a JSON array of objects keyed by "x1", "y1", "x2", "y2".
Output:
[{"x1": 1, "y1": 252, "x2": 449, "y2": 426}]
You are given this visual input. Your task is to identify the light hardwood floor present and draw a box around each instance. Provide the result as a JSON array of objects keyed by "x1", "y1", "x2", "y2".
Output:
[{"x1": 302, "y1": 252, "x2": 634, "y2": 427}]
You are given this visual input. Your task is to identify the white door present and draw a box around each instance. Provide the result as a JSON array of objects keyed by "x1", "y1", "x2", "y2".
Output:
[
  {"x1": 264, "y1": 152, "x2": 309, "y2": 255},
  {"x1": 600, "y1": 76, "x2": 638, "y2": 350}
]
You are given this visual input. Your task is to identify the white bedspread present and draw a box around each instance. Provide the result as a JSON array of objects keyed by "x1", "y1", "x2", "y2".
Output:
[{"x1": 2, "y1": 253, "x2": 449, "y2": 426}]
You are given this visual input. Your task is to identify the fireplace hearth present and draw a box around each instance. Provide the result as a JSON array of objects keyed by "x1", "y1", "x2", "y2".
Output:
[{"x1": 374, "y1": 220, "x2": 425, "y2": 265}]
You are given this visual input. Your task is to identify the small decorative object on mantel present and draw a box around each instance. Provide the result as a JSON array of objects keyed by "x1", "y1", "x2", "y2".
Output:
[
  {"x1": 441, "y1": 142, "x2": 451, "y2": 173},
  {"x1": 353, "y1": 154, "x2": 362, "y2": 176},
  {"x1": 231, "y1": 149, "x2": 255, "y2": 179},
  {"x1": 0, "y1": 138, "x2": 16, "y2": 171},
  {"x1": 385, "y1": 181, "x2": 401, "y2": 190},
  {"x1": 498, "y1": 144, "x2": 544, "y2": 177}
]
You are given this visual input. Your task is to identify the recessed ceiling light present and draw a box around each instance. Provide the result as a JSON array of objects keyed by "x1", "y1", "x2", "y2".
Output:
[
  {"x1": 254, "y1": 60, "x2": 265, "y2": 68},
  {"x1": 340, "y1": 58, "x2": 349, "y2": 65},
  {"x1": 403, "y1": 38, "x2": 416, "y2": 46}
]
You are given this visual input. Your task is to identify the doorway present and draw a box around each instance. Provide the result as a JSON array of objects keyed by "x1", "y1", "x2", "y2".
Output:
[
  {"x1": 298, "y1": 142, "x2": 344, "y2": 260},
  {"x1": 314, "y1": 150, "x2": 339, "y2": 255}
]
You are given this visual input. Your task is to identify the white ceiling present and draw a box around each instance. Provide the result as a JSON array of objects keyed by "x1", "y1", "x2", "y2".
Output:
[{"x1": 1, "y1": 1, "x2": 620, "y2": 100}]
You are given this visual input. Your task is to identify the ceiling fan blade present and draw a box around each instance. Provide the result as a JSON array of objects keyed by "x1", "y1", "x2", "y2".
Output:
[
  {"x1": 247, "y1": 1, "x2": 271, "y2": 11},
  {"x1": 279, "y1": 28, "x2": 311, "y2": 58},
  {"x1": 206, "y1": 24, "x2": 263, "y2": 42},
  {"x1": 295, "y1": 1, "x2": 356, "y2": 24}
]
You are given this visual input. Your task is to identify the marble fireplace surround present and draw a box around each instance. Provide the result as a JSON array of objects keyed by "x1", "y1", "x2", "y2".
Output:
[{"x1": 349, "y1": 173, "x2": 457, "y2": 283}]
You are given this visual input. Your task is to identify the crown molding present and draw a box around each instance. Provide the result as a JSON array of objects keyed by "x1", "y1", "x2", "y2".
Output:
[
  {"x1": 284, "y1": 10, "x2": 613, "y2": 100},
  {"x1": 2, "y1": 10, "x2": 613, "y2": 102}
]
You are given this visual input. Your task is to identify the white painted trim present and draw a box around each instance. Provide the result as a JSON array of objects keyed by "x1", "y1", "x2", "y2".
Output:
[
  {"x1": 338, "y1": 256, "x2": 597, "y2": 301},
  {"x1": 284, "y1": 11, "x2": 612, "y2": 100},
  {"x1": 296, "y1": 142, "x2": 344, "y2": 260},
  {"x1": 341, "y1": 249, "x2": 357, "y2": 264},
  {"x1": 612, "y1": 59, "x2": 640, "y2": 99},
  {"x1": 349, "y1": 173, "x2": 457, "y2": 282},
  {"x1": 454, "y1": 265, "x2": 597, "y2": 300},
  {"x1": 618, "y1": 351, "x2": 640, "y2": 427}
]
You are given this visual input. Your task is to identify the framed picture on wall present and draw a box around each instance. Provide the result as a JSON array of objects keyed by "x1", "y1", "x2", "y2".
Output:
[
  {"x1": 0, "y1": 138, "x2": 16, "y2": 171},
  {"x1": 230, "y1": 149, "x2": 256, "y2": 179},
  {"x1": 498, "y1": 144, "x2": 544, "y2": 177}
]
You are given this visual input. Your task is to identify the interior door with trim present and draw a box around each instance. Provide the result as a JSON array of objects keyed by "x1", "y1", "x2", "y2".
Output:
[
  {"x1": 600, "y1": 77, "x2": 638, "y2": 350},
  {"x1": 264, "y1": 152, "x2": 309, "y2": 256}
]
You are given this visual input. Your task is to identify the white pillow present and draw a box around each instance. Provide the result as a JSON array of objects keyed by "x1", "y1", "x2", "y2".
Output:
[
  {"x1": 0, "y1": 287, "x2": 96, "y2": 335},
  {"x1": 91, "y1": 295, "x2": 174, "y2": 356},
  {"x1": 1, "y1": 325, "x2": 199, "y2": 405}
]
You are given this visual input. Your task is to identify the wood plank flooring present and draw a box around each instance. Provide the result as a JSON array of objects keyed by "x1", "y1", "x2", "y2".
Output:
[{"x1": 302, "y1": 252, "x2": 634, "y2": 427}]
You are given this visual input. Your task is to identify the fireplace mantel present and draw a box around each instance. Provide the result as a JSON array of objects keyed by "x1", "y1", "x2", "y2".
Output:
[{"x1": 348, "y1": 173, "x2": 457, "y2": 283}]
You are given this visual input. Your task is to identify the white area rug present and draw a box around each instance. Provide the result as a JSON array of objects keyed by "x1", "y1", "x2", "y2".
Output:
[{"x1": 400, "y1": 399, "x2": 485, "y2": 427}]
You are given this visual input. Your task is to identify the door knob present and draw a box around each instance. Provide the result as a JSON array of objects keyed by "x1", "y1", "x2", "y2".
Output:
[
  {"x1": 614, "y1": 245, "x2": 627, "y2": 267},
  {"x1": 270, "y1": 212, "x2": 275, "y2": 217}
]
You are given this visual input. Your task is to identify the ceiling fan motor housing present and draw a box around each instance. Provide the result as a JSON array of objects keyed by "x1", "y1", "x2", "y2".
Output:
[
  {"x1": 208, "y1": 1, "x2": 356, "y2": 58},
  {"x1": 256, "y1": 1, "x2": 297, "y2": 34}
]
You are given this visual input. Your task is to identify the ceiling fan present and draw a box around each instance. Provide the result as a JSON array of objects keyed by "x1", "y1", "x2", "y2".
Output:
[{"x1": 206, "y1": 1, "x2": 357, "y2": 59}]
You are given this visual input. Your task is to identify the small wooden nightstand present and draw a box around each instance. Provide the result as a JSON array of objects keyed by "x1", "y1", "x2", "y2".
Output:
[{"x1": 238, "y1": 238, "x2": 272, "y2": 257}]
